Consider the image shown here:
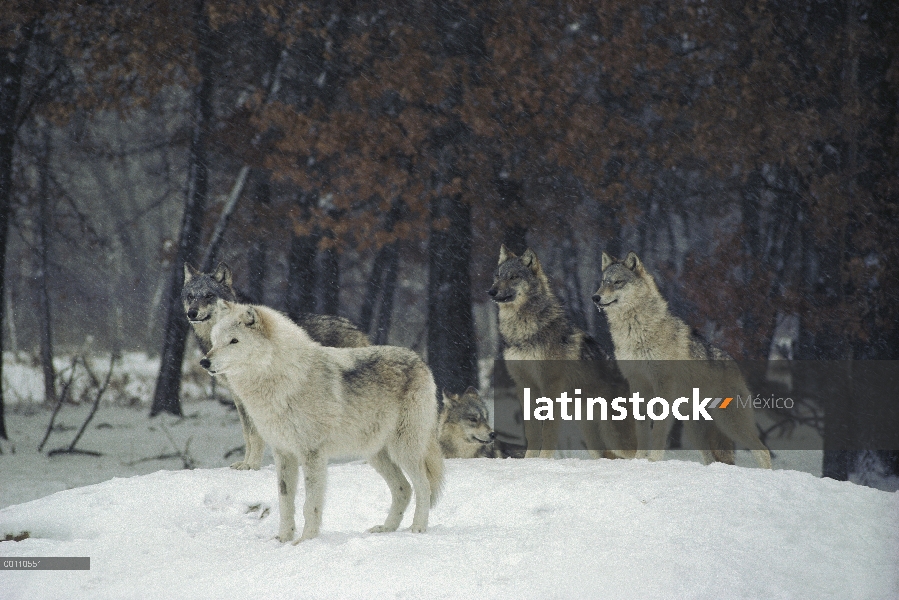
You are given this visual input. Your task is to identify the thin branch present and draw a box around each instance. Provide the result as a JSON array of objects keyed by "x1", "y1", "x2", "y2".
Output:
[
  {"x1": 14, "y1": 61, "x2": 62, "y2": 134},
  {"x1": 37, "y1": 355, "x2": 78, "y2": 452},
  {"x1": 48, "y1": 354, "x2": 118, "y2": 456},
  {"x1": 200, "y1": 48, "x2": 289, "y2": 270}
]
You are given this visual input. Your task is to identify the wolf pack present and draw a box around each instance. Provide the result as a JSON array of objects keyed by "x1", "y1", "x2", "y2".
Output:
[{"x1": 185, "y1": 244, "x2": 770, "y2": 543}]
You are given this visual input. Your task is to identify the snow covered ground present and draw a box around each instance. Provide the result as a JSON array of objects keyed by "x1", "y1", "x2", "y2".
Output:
[
  {"x1": 3, "y1": 458, "x2": 898, "y2": 599},
  {"x1": 1, "y1": 352, "x2": 898, "y2": 598}
]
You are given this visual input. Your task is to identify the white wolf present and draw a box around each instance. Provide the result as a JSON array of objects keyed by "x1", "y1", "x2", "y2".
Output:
[{"x1": 201, "y1": 299, "x2": 444, "y2": 542}]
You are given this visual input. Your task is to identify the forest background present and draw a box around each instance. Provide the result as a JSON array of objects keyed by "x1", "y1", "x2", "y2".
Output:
[{"x1": 1, "y1": 0, "x2": 897, "y2": 480}]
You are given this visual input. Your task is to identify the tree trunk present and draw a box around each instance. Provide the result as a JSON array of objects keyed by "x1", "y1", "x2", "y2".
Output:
[
  {"x1": 360, "y1": 246, "x2": 389, "y2": 334},
  {"x1": 374, "y1": 246, "x2": 398, "y2": 345},
  {"x1": 0, "y1": 21, "x2": 33, "y2": 440},
  {"x1": 427, "y1": 193, "x2": 478, "y2": 395},
  {"x1": 200, "y1": 165, "x2": 249, "y2": 272},
  {"x1": 495, "y1": 177, "x2": 527, "y2": 254},
  {"x1": 34, "y1": 125, "x2": 56, "y2": 406},
  {"x1": 318, "y1": 242, "x2": 339, "y2": 315},
  {"x1": 360, "y1": 200, "x2": 403, "y2": 336},
  {"x1": 559, "y1": 224, "x2": 588, "y2": 333},
  {"x1": 246, "y1": 171, "x2": 269, "y2": 304},
  {"x1": 285, "y1": 192, "x2": 318, "y2": 319},
  {"x1": 150, "y1": 0, "x2": 214, "y2": 417}
]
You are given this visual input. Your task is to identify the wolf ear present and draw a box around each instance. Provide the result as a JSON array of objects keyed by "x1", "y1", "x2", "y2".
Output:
[
  {"x1": 442, "y1": 389, "x2": 459, "y2": 404},
  {"x1": 184, "y1": 263, "x2": 200, "y2": 282},
  {"x1": 623, "y1": 252, "x2": 642, "y2": 273},
  {"x1": 243, "y1": 306, "x2": 258, "y2": 328},
  {"x1": 213, "y1": 262, "x2": 233, "y2": 287},
  {"x1": 462, "y1": 385, "x2": 479, "y2": 398},
  {"x1": 498, "y1": 244, "x2": 516, "y2": 265},
  {"x1": 601, "y1": 252, "x2": 615, "y2": 272},
  {"x1": 520, "y1": 248, "x2": 542, "y2": 274}
]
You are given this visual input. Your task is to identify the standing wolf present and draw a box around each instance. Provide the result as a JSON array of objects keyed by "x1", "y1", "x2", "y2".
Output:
[
  {"x1": 488, "y1": 245, "x2": 637, "y2": 458},
  {"x1": 593, "y1": 252, "x2": 771, "y2": 469},
  {"x1": 201, "y1": 300, "x2": 444, "y2": 541},
  {"x1": 182, "y1": 263, "x2": 370, "y2": 470}
]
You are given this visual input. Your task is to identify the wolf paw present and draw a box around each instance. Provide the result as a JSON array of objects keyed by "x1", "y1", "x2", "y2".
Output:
[
  {"x1": 230, "y1": 460, "x2": 261, "y2": 470},
  {"x1": 367, "y1": 525, "x2": 399, "y2": 534},
  {"x1": 275, "y1": 529, "x2": 295, "y2": 543},
  {"x1": 292, "y1": 530, "x2": 319, "y2": 544},
  {"x1": 647, "y1": 450, "x2": 666, "y2": 462},
  {"x1": 408, "y1": 524, "x2": 427, "y2": 533}
]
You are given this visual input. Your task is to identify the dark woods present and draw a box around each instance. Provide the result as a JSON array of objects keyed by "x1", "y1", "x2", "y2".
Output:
[{"x1": 1, "y1": 1, "x2": 897, "y2": 477}]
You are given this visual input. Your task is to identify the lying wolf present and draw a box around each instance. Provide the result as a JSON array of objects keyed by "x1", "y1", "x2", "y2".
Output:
[
  {"x1": 439, "y1": 387, "x2": 498, "y2": 458},
  {"x1": 439, "y1": 387, "x2": 525, "y2": 459},
  {"x1": 201, "y1": 300, "x2": 444, "y2": 541},
  {"x1": 182, "y1": 262, "x2": 370, "y2": 469},
  {"x1": 593, "y1": 252, "x2": 771, "y2": 468}
]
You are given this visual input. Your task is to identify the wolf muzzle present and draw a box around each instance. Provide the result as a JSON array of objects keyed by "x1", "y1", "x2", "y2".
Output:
[
  {"x1": 488, "y1": 288, "x2": 514, "y2": 303},
  {"x1": 592, "y1": 294, "x2": 616, "y2": 308},
  {"x1": 187, "y1": 309, "x2": 211, "y2": 322},
  {"x1": 200, "y1": 358, "x2": 212, "y2": 371}
]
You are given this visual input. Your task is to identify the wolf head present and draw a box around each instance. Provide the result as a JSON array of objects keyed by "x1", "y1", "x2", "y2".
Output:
[
  {"x1": 487, "y1": 245, "x2": 550, "y2": 305},
  {"x1": 182, "y1": 263, "x2": 237, "y2": 324},
  {"x1": 201, "y1": 300, "x2": 270, "y2": 376},
  {"x1": 439, "y1": 386, "x2": 496, "y2": 458},
  {"x1": 592, "y1": 252, "x2": 655, "y2": 313}
]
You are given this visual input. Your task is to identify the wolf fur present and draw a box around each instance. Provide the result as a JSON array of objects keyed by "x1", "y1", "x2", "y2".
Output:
[
  {"x1": 439, "y1": 387, "x2": 498, "y2": 458},
  {"x1": 593, "y1": 252, "x2": 772, "y2": 469},
  {"x1": 201, "y1": 300, "x2": 444, "y2": 541},
  {"x1": 182, "y1": 262, "x2": 370, "y2": 470},
  {"x1": 488, "y1": 245, "x2": 637, "y2": 459}
]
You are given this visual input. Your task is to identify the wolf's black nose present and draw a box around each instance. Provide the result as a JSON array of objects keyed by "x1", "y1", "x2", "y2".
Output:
[
  {"x1": 200, "y1": 358, "x2": 211, "y2": 370},
  {"x1": 487, "y1": 288, "x2": 497, "y2": 297},
  {"x1": 591, "y1": 294, "x2": 601, "y2": 304},
  {"x1": 187, "y1": 309, "x2": 198, "y2": 320}
]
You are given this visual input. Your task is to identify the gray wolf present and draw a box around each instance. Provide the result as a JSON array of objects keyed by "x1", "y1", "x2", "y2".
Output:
[
  {"x1": 439, "y1": 387, "x2": 498, "y2": 458},
  {"x1": 593, "y1": 252, "x2": 771, "y2": 468},
  {"x1": 488, "y1": 245, "x2": 637, "y2": 458},
  {"x1": 201, "y1": 300, "x2": 444, "y2": 541},
  {"x1": 182, "y1": 262, "x2": 370, "y2": 470},
  {"x1": 439, "y1": 387, "x2": 525, "y2": 458}
]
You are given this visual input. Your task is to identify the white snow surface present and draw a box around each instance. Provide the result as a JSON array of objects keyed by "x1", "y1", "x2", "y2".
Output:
[{"x1": 2, "y1": 458, "x2": 898, "y2": 600}]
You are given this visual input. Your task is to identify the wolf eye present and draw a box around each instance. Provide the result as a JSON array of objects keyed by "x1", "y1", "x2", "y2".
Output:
[
  {"x1": 614, "y1": 280, "x2": 624, "y2": 288},
  {"x1": 509, "y1": 274, "x2": 519, "y2": 280},
  {"x1": 230, "y1": 338, "x2": 238, "y2": 344}
]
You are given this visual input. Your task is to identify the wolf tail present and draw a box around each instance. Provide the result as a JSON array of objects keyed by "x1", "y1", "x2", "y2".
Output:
[{"x1": 425, "y1": 434, "x2": 445, "y2": 507}]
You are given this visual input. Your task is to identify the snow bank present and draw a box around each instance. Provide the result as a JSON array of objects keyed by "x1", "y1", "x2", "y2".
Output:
[{"x1": 2, "y1": 458, "x2": 897, "y2": 599}]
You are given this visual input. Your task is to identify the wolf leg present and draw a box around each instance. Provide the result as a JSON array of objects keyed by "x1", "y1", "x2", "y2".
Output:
[
  {"x1": 392, "y1": 449, "x2": 431, "y2": 533},
  {"x1": 705, "y1": 406, "x2": 772, "y2": 469},
  {"x1": 523, "y1": 420, "x2": 544, "y2": 458},
  {"x1": 367, "y1": 448, "x2": 411, "y2": 533},
  {"x1": 231, "y1": 395, "x2": 264, "y2": 470},
  {"x1": 647, "y1": 418, "x2": 673, "y2": 461},
  {"x1": 274, "y1": 450, "x2": 298, "y2": 542},
  {"x1": 579, "y1": 419, "x2": 606, "y2": 460},
  {"x1": 538, "y1": 419, "x2": 559, "y2": 459},
  {"x1": 296, "y1": 450, "x2": 327, "y2": 542}
]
